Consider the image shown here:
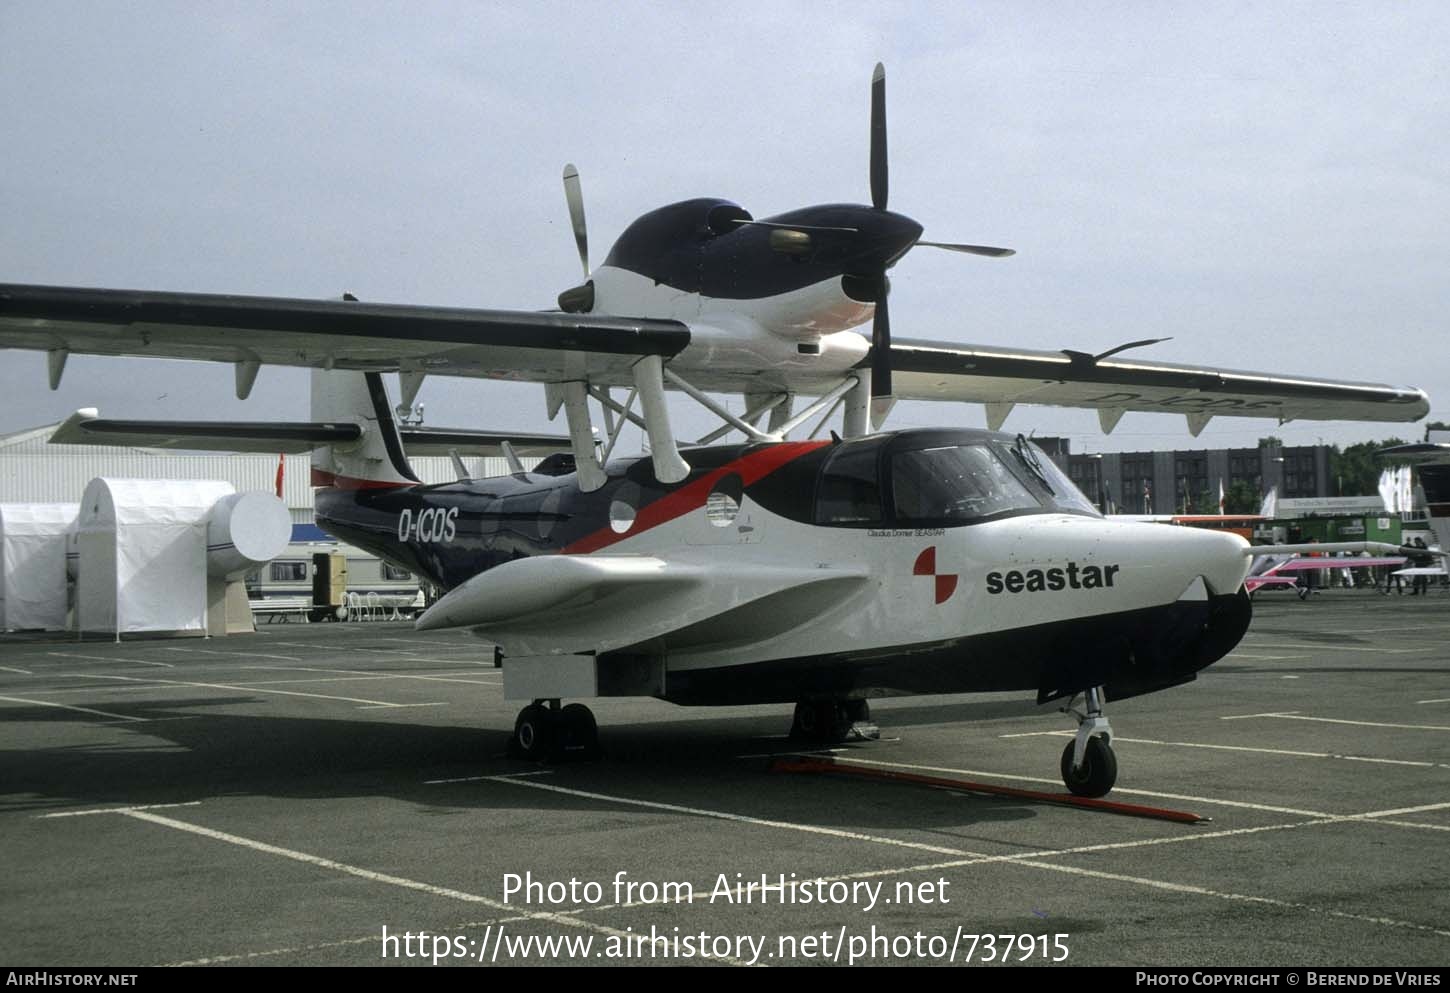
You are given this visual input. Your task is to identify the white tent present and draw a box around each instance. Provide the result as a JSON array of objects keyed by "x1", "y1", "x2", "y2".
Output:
[
  {"x1": 0, "y1": 503, "x2": 78, "y2": 631},
  {"x1": 76, "y1": 478, "x2": 235, "y2": 636}
]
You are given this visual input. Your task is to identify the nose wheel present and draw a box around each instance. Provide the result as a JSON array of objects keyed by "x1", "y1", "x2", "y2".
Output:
[
  {"x1": 790, "y1": 699, "x2": 880, "y2": 744},
  {"x1": 1059, "y1": 687, "x2": 1117, "y2": 797},
  {"x1": 511, "y1": 700, "x2": 600, "y2": 761}
]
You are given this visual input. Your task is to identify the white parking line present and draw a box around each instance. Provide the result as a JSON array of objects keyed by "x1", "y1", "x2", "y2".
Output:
[
  {"x1": 803, "y1": 754, "x2": 1333, "y2": 817},
  {"x1": 383, "y1": 658, "x2": 499, "y2": 667},
  {"x1": 165, "y1": 914, "x2": 542, "y2": 967},
  {"x1": 998, "y1": 730, "x2": 1450, "y2": 770},
  {"x1": 116, "y1": 810, "x2": 751, "y2": 966},
  {"x1": 160, "y1": 647, "x2": 303, "y2": 662},
  {"x1": 1256, "y1": 627, "x2": 1450, "y2": 638},
  {"x1": 48, "y1": 651, "x2": 174, "y2": 669},
  {"x1": 241, "y1": 664, "x2": 500, "y2": 687},
  {"x1": 484, "y1": 776, "x2": 976, "y2": 857},
  {"x1": 1353, "y1": 800, "x2": 1450, "y2": 819},
  {"x1": 57, "y1": 672, "x2": 441, "y2": 710},
  {"x1": 1223, "y1": 713, "x2": 1450, "y2": 732},
  {"x1": 0, "y1": 665, "x2": 33, "y2": 674},
  {"x1": 484, "y1": 776, "x2": 1450, "y2": 940},
  {"x1": 234, "y1": 673, "x2": 497, "y2": 688},
  {"x1": 38, "y1": 801, "x2": 203, "y2": 819},
  {"x1": 0, "y1": 693, "x2": 150, "y2": 723},
  {"x1": 425, "y1": 770, "x2": 555, "y2": 784},
  {"x1": 1243, "y1": 643, "x2": 1422, "y2": 655}
]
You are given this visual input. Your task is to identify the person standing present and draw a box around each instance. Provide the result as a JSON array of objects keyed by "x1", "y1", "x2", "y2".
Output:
[{"x1": 1410, "y1": 538, "x2": 1433, "y2": 596}]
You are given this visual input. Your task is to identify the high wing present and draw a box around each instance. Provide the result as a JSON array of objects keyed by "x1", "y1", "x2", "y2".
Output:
[
  {"x1": 883, "y1": 338, "x2": 1430, "y2": 429},
  {"x1": 1, "y1": 282, "x2": 1430, "y2": 428},
  {"x1": 0, "y1": 283, "x2": 688, "y2": 386}
]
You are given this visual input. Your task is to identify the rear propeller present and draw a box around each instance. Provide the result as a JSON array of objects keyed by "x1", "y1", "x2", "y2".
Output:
[
  {"x1": 557, "y1": 163, "x2": 595, "y2": 312},
  {"x1": 860, "y1": 63, "x2": 1013, "y2": 419}
]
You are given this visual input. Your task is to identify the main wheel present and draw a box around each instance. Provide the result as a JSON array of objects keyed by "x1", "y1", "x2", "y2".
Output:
[
  {"x1": 1060, "y1": 737, "x2": 1118, "y2": 798},
  {"x1": 512, "y1": 704, "x2": 555, "y2": 761},
  {"x1": 791, "y1": 701, "x2": 850, "y2": 743},
  {"x1": 556, "y1": 703, "x2": 600, "y2": 758}
]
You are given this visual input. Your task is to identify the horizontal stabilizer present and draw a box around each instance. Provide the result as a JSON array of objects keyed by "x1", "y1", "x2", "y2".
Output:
[
  {"x1": 49, "y1": 409, "x2": 359, "y2": 453},
  {"x1": 48, "y1": 408, "x2": 570, "y2": 457}
]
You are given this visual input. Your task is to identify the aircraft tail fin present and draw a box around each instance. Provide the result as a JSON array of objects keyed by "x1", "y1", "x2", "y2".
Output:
[{"x1": 309, "y1": 370, "x2": 420, "y2": 489}]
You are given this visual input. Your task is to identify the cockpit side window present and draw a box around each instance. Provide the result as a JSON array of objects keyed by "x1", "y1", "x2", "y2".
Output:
[
  {"x1": 815, "y1": 445, "x2": 882, "y2": 524},
  {"x1": 891, "y1": 445, "x2": 1041, "y2": 524}
]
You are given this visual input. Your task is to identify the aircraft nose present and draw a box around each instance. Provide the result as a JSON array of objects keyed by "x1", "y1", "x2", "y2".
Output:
[{"x1": 1179, "y1": 527, "x2": 1252, "y2": 595}]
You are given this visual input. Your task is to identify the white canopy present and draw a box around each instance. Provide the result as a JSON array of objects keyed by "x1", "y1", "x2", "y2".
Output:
[
  {"x1": 0, "y1": 503, "x2": 77, "y2": 631},
  {"x1": 76, "y1": 478, "x2": 235, "y2": 635}
]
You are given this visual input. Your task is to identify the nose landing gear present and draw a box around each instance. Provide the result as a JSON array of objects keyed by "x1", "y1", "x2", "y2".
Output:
[{"x1": 1059, "y1": 686, "x2": 1117, "y2": 797}]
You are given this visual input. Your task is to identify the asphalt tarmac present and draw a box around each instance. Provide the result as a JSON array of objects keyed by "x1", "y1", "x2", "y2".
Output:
[{"x1": 2, "y1": 587, "x2": 1448, "y2": 967}]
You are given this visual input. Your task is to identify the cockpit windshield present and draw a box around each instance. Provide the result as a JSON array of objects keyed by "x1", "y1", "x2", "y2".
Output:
[
  {"x1": 812, "y1": 433, "x2": 1102, "y2": 528},
  {"x1": 893, "y1": 445, "x2": 1041, "y2": 523}
]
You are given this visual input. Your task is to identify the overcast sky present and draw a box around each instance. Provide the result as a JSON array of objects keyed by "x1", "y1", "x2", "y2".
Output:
[{"x1": 2, "y1": 2, "x2": 1447, "y2": 454}]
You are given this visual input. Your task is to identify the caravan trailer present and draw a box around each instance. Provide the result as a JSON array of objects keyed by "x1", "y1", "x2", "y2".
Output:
[{"x1": 245, "y1": 541, "x2": 426, "y2": 622}]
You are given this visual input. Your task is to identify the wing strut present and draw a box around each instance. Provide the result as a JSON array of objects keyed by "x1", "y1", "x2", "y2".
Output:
[
  {"x1": 633, "y1": 356, "x2": 691, "y2": 484},
  {"x1": 559, "y1": 382, "x2": 607, "y2": 492}
]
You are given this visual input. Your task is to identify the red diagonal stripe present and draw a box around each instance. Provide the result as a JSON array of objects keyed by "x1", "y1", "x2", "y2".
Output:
[{"x1": 563, "y1": 441, "x2": 831, "y2": 554}]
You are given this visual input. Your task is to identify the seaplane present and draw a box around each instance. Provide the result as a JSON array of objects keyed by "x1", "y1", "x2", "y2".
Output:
[{"x1": 0, "y1": 65, "x2": 1432, "y2": 797}]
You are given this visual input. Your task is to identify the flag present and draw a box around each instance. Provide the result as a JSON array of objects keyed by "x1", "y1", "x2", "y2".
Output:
[
  {"x1": 1218, "y1": 478, "x2": 1225, "y2": 515},
  {"x1": 1378, "y1": 468, "x2": 1396, "y2": 512},
  {"x1": 1259, "y1": 485, "x2": 1278, "y2": 519},
  {"x1": 275, "y1": 453, "x2": 285, "y2": 499}
]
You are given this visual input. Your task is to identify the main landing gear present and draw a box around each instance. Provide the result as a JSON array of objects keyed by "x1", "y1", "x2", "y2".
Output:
[
  {"x1": 790, "y1": 699, "x2": 880, "y2": 744},
  {"x1": 1059, "y1": 686, "x2": 1117, "y2": 798},
  {"x1": 511, "y1": 700, "x2": 600, "y2": 761}
]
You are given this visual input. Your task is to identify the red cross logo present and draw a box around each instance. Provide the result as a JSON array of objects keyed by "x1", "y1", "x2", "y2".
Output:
[{"x1": 913, "y1": 546, "x2": 958, "y2": 605}]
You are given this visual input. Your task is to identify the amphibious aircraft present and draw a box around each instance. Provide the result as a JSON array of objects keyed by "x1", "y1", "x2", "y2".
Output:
[{"x1": 0, "y1": 65, "x2": 1433, "y2": 797}]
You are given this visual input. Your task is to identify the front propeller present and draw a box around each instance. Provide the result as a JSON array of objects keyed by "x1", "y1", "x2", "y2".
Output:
[
  {"x1": 859, "y1": 63, "x2": 1013, "y2": 413},
  {"x1": 557, "y1": 163, "x2": 595, "y2": 313}
]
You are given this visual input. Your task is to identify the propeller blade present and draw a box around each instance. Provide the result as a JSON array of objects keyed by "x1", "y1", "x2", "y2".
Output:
[
  {"x1": 870, "y1": 63, "x2": 888, "y2": 210},
  {"x1": 562, "y1": 163, "x2": 589, "y2": 279},
  {"x1": 917, "y1": 240, "x2": 1016, "y2": 258},
  {"x1": 870, "y1": 276, "x2": 892, "y2": 398}
]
